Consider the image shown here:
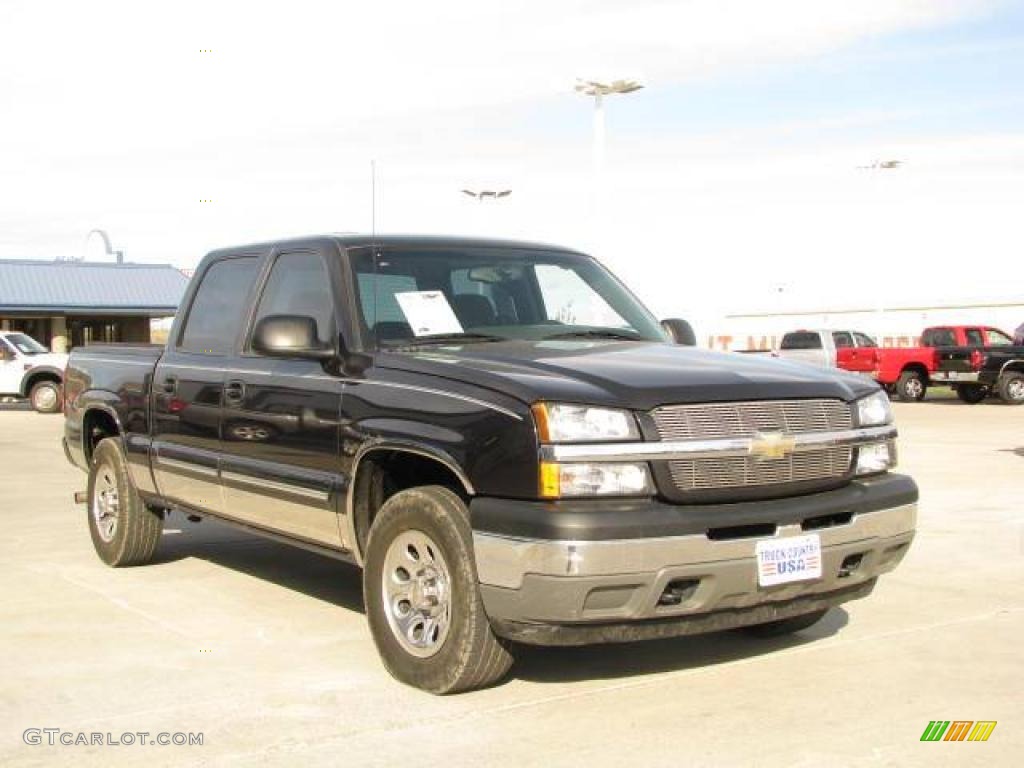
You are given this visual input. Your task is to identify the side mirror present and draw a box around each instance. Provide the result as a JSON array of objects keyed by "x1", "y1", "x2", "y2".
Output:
[
  {"x1": 661, "y1": 318, "x2": 696, "y2": 346},
  {"x1": 252, "y1": 315, "x2": 334, "y2": 360}
]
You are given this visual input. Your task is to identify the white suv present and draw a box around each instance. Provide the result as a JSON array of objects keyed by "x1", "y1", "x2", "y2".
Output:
[{"x1": 0, "y1": 331, "x2": 68, "y2": 413}]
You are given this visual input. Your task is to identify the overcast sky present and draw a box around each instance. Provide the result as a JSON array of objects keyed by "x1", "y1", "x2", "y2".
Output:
[{"x1": 1, "y1": 0, "x2": 1021, "y2": 321}]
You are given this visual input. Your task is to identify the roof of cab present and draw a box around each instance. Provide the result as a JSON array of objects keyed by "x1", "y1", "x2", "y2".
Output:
[{"x1": 204, "y1": 233, "x2": 589, "y2": 259}]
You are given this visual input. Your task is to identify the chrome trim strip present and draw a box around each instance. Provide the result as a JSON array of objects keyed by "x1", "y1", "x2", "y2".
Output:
[
  {"x1": 540, "y1": 424, "x2": 898, "y2": 463},
  {"x1": 931, "y1": 371, "x2": 980, "y2": 383},
  {"x1": 155, "y1": 456, "x2": 218, "y2": 478},
  {"x1": 221, "y1": 470, "x2": 330, "y2": 502},
  {"x1": 473, "y1": 502, "x2": 917, "y2": 589}
]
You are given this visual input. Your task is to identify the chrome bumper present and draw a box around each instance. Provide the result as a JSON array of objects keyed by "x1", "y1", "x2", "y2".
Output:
[{"x1": 473, "y1": 502, "x2": 916, "y2": 635}]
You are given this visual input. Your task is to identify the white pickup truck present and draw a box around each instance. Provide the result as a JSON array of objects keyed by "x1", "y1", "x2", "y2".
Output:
[
  {"x1": 769, "y1": 329, "x2": 880, "y2": 373},
  {"x1": 0, "y1": 331, "x2": 67, "y2": 412}
]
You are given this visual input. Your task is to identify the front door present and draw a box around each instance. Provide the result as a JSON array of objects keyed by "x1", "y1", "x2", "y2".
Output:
[
  {"x1": 218, "y1": 249, "x2": 345, "y2": 547},
  {"x1": 151, "y1": 255, "x2": 262, "y2": 513},
  {"x1": 0, "y1": 338, "x2": 21, "y2": 394}
]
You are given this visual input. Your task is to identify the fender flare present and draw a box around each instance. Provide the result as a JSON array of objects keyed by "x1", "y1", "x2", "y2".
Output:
[
  {"x1": 998, "y1": 359, "x2": 1024, "y2": 377},
  {"x1": 344, "y1": 438, "x2": 474, "y2": 565},
  {"x1": 78, "y1": 397, "x2": 127, "y2": 463},
  {"x1": 19, "y1": 365, "x2": 63, "y2": 397}
]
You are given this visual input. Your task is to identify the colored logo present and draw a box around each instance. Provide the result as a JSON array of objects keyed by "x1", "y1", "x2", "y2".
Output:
[
  {"x1": 749, "y1": 431, "x2": 797, "y2": 460},
  {"x1": 920, "y1": 721, "x2": 997, "y2": 742}
]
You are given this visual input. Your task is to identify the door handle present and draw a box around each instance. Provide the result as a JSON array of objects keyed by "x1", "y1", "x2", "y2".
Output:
[
  {"x1": 223, "y1": 380, "x2": 246, "y2": 405},
  {"x1": 161, "y1": 376, "x2": 178, "y2": 394}
]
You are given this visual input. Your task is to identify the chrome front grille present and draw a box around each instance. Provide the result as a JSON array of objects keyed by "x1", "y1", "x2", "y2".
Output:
[{"x1": 651, "y1": 399, "x2": 854, "y2": 493}]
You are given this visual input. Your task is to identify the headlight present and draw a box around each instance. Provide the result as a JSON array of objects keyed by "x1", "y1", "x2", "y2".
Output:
[
  {"x1": 532, "y1": 402, "x2": 640, "y2": 442},
  {"x1": 856, "y1": 390, "x2": 893, "y2": 426},
  {"x1": 856, "y1": 441, "x2": 897, "y2": 475},
  {"x1": 539, "y1": 461, "x2": 652, "y2": 498}
]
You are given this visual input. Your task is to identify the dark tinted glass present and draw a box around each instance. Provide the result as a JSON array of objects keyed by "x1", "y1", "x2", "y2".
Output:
[
  {"x1": 781, "y1": 332, "x2": 822, "y2": 350},
  {"x1": 832, "y1": 332, "x2": 854, "y2": 348},
  {"x1": 252, "y1": 252, "x2": 335, "y2": 346},
  {"x1": 922, "y1": 329, "x2": 955, "y2": 347},
  {"x1": 965, "y1": 329, "x2": 984, "y2": 346},
  {"x1": 179, "y1": 257, "x2": 260, "y2": 354},
  {"x1": 853, "y1": 332, "x2": 877, "y2": 348}
]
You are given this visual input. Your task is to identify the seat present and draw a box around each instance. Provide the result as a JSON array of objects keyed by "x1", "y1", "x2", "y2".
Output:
[{"x1": 452, "y1": 294, "x2": 497, "y2": 327}]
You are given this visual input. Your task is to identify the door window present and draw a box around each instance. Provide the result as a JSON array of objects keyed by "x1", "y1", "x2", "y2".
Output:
[
  {"x1": 853, "y1": 332, "x2": 877, "y2": 348},
  {"x1": 251, "y1": 252, "x2": 335, "y2": 346},
  {"x1": 964, "y1": 329, "x2": 984, "y2": 347},
  {"x1": 780, "y1": 332, "x2": 822, "y2": 350},
  {"x1": 178, "y1": 257, "x2": 261, "y2": 355},
  {"x1": 984, "y1": 328, "x2": 1013, "y2": 346},
  {"x1": 832, "y1": 332, "x2": 854, "y2": 349},
  {"x1": 922, "y1": 328, "x2": 955, "y2": 347}
]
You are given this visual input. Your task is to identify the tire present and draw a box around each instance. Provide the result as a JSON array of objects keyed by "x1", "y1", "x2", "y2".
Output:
[
  {"x1": 895, "y1": 370, "x2": 927, "y2": 402},
  {"x1": 363, "y1": 485, "x2": 513, "y2": 694},
  {"x1": 997, "y1": 372, "x2": 1024, "y2": 405},
  {"x1": 87, "y1": 438, "x2": 163, "y2": 566},
  {"x1": 954, "y1": 384, "x2": 989, "y2": 404},
  {"x1": 29, "y1": 380, "x2": 61, "y2": 413},
  {"x1": 740, "y1": 609, "x2": 829, "y2": 638}
]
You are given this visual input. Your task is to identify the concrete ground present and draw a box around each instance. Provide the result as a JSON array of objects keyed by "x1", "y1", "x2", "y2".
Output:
[{"x1": 1, "y1": 401, "x2": 1021, "y2": 767}]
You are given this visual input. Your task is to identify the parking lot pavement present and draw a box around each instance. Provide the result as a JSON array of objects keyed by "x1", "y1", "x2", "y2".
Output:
[{"x1": 1, "y1": 403, "x2": 1021, "y2": 767}]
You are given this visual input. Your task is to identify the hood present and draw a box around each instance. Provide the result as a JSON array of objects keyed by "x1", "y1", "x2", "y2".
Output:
[
  {"x1": 375, "y1": 340, "x2": 878, "y2": 410},
  {"x1": 25, "y1": 352, "x2": 69, "y2": 370}
]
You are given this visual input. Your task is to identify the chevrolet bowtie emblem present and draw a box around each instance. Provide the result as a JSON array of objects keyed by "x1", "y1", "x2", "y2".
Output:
[{"x1": 749, "y1": 431, "x2": 796, "y2": 460}]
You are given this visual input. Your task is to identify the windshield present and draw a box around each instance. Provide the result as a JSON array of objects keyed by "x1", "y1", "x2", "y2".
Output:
[
  {"x1": 3, "y1": 333, "x2": 47, "y2": 355},
  {"x1": 351, "y1": 248, "x2": 667, "y2": 346}
]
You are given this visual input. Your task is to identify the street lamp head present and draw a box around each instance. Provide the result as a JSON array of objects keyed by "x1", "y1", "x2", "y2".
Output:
[{"x1": 575, "y1": 78, "x2": 644, "y2": 97}]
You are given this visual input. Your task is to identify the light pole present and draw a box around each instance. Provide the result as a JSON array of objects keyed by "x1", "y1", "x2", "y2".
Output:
[
  {"x1": 857, "y1": 160, "x2": 904, "y2": 341},
  {"x1": 460, "y1": 189, "x2": 512, "y2": 234},
  {"x1": 460, "y1": 189, "x2": 512, "y2": 201},
  {"x1": 574, "y1": 79, "x2": 643, "y2": 251}
]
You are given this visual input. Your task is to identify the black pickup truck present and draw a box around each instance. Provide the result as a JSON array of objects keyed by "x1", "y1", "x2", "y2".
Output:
[
  {"x1": 932, "y1": 326, "x2": 1024, "y2": 405},
  {"x1": 63, "y1": 235, "x2": 917, "y2": 693}
]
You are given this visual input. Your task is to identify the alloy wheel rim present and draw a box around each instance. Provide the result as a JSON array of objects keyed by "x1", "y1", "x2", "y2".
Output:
[
  {"x1": 906, "y1": 379, "x2": 923, "y2": 398},
  {"x1": 381, "y1": 529, "x2": 452, "y2": 658},
  {"x1": 34, "y1": 385, "x2": 57, "y2": 411},
  {"x1": 1008, "y1": 379, "x2": 1024, "y2": 401},
  {"x1": 92, "y1": 461, "x2": 120, "y2": 543}
]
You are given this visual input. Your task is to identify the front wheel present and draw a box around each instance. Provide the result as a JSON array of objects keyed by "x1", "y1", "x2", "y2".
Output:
[
  {"x1": 740, "y1": 609, "x2": 829, "y2": 638},
  {"x1": 896, "y1": 370, "x2": 927, "y2": 402},
  {"x1": 29, "y1": 380, "x2": 61, "y2": 413},
  {"x1": 997, "y1": 372, "x2": 1024, "y2": 405},
  {"x1": 87, "y1": 438, "x2": 163, "y2": 566},
  {"x1": 955, "y1": 383, "x2": 989, "y2": 404},
  {"x1": 363, "y1": 485, "x2": 513, "y2": 694}
]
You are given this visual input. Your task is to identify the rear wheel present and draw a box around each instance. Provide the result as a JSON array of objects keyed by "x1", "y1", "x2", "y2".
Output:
[
  {"x1": 997, "y1": 372, "x2": 1024, "y2": 405},
  {"x1": 741, "y1": 609, "x2": 829, "y2": 638},
  {"x1": 87, "y1": 438, "x2": 163, "y2": 566},
  {"x1": 29, "y1": 380, "x2": 61, "y2": 413},
  {"x1": 896, "y1": 370, "x2": 927, "y2": 402},
  {"x1": 955, "y1": 383, "x2": 989, "y2": 404},
  {"x1": 363, "y1": 485, "x2": 513, "y2": 694}
]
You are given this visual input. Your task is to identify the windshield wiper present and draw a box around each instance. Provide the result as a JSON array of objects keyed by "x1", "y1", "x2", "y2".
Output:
[
  {"x1": 543, "y1": 329, "x2": 642, "y2": 341},
  {"x1": 396, "y1": 333, "x2": 508, "y2": 347}
]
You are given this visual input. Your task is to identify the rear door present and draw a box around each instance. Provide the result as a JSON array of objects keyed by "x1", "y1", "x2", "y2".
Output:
[
  {"x1": 151, "y1": 254, "x2": 262, "y2": 513},
  {"x1": 218, "y1": 248, "x2": 346, "y2": 546},
  {"x1": 929, "y1": 327, "x2": 973, "y2": 374}
]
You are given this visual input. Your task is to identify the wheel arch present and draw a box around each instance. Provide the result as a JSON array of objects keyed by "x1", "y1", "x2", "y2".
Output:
[
  {"x1": 81, "y1": 403, "x2": 125, "y2": 464},
  {"x1": 20, "y1": 365, "x2": 63, "y2": 397},
  {"x1": 900, "y1": 362, "x2": 930, "y2": 382},
  {"x1": 346, "y1": 440, "x2": 474, "y2": 566}
]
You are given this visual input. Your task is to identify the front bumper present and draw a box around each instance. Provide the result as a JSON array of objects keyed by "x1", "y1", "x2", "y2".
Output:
[{"x1": 471, "y1": 475, "x2": 917, "y2": 645}]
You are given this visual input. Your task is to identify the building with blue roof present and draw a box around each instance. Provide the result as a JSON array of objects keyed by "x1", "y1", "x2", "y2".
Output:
[{"x1": 0, "y1": 259, "x2": 189, "y2": 352}]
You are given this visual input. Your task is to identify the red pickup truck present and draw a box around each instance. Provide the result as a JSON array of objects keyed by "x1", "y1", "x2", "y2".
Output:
[{"x1": 873, "y1": 326, "x2": 1005, "y2": 403}]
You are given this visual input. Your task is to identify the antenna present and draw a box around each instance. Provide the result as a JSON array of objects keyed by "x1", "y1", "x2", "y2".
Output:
[{"x1": 370, "y1": 159, "x2": 377, "y2": 237}]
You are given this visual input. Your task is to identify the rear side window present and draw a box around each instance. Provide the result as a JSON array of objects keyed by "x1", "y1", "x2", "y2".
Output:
[
  {"x1": 832, "y1": 332, "x2": 854, "y2": 349},
  {"x1": 781, "y1": 332, "x2": 822, "y2": 350},
  {"x1": 251, "y1": 252, "x2": 335, "y2": 346},
  {"x1": 179, "y1": 257, "x2": 260, "y2": 354},
  {"x1": 964, "y1": 329, "x2": 984, "y2": 346}
]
